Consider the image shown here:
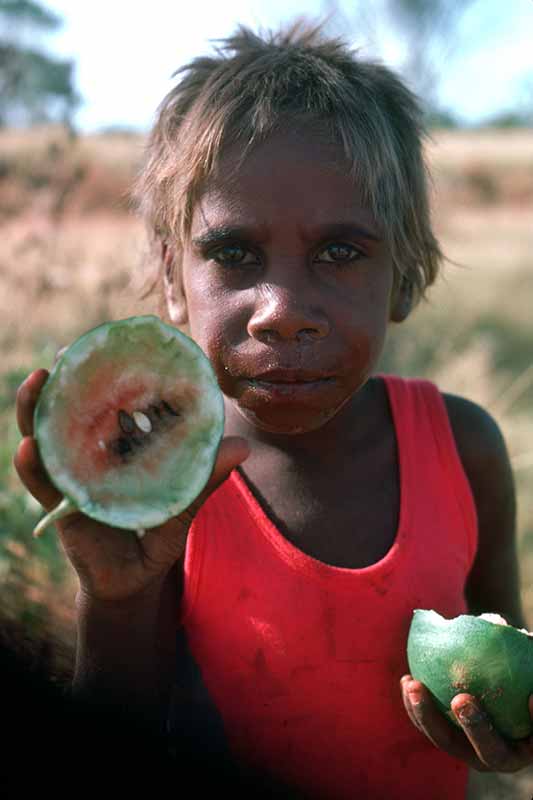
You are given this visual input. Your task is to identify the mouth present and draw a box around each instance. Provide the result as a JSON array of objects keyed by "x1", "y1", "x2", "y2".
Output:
[
  {"x1": 229, "y1": 366, "x2": 348, "y2": 431},
  {"x1": 250, "y1": 369, "x2": 335, "y2": 384},
  {"x1": 244, "y1": 372, "x2": 337, "y2": 402}
]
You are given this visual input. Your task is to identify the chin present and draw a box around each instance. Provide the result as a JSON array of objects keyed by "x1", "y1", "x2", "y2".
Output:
[{"x1": 233, "y1": 401, "x2": 346, "y2": 436}]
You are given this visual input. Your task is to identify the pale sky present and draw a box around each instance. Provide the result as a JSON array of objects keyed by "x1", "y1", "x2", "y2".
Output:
[{"x1": 40, "y1": 0, "x2": 533, "y2": 132}]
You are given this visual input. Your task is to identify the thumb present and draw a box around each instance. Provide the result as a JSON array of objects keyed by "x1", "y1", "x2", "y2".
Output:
[
  {"x1": 139, "y1": 436, "x2": 250, "y2": 566},
  {"x1": 189, "y1": 435, "x2": 250, "y2": 515}
]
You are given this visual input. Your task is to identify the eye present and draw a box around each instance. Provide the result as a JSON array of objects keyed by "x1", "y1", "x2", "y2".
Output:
[
  {"x1": 314, "y1": 242, "x2": 364, "y2": 265},
  {"x1": 210, "y1": 244, "x2": 260, "y2": 267}
]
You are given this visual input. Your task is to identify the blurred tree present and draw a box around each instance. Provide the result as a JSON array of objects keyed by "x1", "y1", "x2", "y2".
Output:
[
  {"x1": 0, "y1": 0, "x2": 79, "y2": 127},
  {"x1": 383, "y1": 0, "x2": 476, "y2": 104},
  {"x1": 321, "y1": 0, "x2": 475, "y2": 126}
]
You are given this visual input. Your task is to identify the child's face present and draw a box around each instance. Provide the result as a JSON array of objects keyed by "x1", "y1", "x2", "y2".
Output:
[{"x1": 169, "y1": 128, "x2": 406, "y2": 435}]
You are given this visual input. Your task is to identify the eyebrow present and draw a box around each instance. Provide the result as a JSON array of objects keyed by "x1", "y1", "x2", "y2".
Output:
[
  {"x1": 191, "y1": 226, "x2": 258, "y2": 250},
  {"x1": 191, "y1": 222, "x2": 382, "y2": 249}
]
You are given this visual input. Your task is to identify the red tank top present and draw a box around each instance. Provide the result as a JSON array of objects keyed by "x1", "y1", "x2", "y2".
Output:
[{"x1": 180, "y1": 376, "x2": 478, "y2": 798}]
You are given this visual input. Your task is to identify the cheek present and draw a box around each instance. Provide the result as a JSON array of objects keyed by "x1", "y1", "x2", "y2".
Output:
[
  {"x1": 183, "y1": 270, "x2": 222, "y2": 344},
  {"x1": 183, "y1": 281, "x2": 240, "y2": 386},
  {"x1": 190, "y1": 317, "x2": 228, "y2": 379},
  {"x1": 343, "y1": 280, "x2": 391, "y2": 354},
  {"x1": 364, "y1": 273, "x2": 394, "y2": 343}
]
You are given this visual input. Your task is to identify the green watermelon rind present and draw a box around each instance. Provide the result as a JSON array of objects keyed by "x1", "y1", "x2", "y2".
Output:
[
  {"x1": 407, "y1": 608, "x2": 533, "y2": 740},
  {"x1": 34, "y1": 315, "x2": 225, "y2": 532}
]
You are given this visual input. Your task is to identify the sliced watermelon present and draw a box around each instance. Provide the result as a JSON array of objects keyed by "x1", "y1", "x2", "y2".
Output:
[{"x1": 33, "y1": 315, "x2": 224, "y2": 536}]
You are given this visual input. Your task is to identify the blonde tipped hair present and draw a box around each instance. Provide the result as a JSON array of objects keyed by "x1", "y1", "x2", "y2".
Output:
[{"x1": 134, "y1": 20, "x2": 443, "y2": 310}]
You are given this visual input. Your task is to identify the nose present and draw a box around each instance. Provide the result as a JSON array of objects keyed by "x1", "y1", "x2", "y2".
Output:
[{"x1": 247, "y1": 283, "x2": 329, "y2": 344}]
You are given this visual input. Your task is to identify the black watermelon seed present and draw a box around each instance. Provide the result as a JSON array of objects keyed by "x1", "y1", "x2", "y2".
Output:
[
  {"x1": 148, "y1": 404, "x2": 162, "y2": 419},
  {"x1": 115, "y1": 437, "x2": 133, "y2": 456},
  {"x1": 162, "y1": 400, "x2": 180, "y2": 417},
  {"x1": 118, "y1": 409, "x2": 135, "y2": 434},
  {"x1": 111, "y1": 401, "x2": 180, "y2": 461}
]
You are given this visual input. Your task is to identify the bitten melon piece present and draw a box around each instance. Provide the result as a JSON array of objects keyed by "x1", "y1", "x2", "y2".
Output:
[
  {"x1": 407, "y1": 609, "x2": 533, "y2": 740},
  {"x1": 33, "y1": 315, "x2": 224, "y2": 537}
]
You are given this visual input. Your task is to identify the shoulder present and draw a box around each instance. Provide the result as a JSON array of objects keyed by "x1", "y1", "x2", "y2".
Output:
[
  {"x1": 440, "y1": 390, "x2": 515, "y2": 524},
  {"x1": 441, "y1": 392, "x2": 510, "y2": 470}
]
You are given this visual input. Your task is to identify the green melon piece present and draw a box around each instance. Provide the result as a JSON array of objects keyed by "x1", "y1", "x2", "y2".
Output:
[
  {"x1": 407, "y1": 609, "x2": 533, "y2": 740},
  {"x1": 33, "y1": 315, "x2": 224, "y2": 537}
]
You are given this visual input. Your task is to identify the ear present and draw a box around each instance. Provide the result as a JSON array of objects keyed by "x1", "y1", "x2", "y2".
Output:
[
  {"x1": 389, "y1": 276, "x2": 413, "y2": 323},
  {"x1": 162, "y1": 242, "x2": 188, "y2": 326}
]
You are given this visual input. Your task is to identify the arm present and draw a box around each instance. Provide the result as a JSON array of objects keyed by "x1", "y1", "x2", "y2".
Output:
[
  {"x1": 443, "y1": 393, "x2": 525, "y2": 629},
  {"x1": 15, "y1": 370, "x2": 248, "y2": 735},
  {"x1": 402, "y1": 393, "x2": 532, "y2": 772},
  {"x1": 73, "y1": 560, "x2": 183, "y2": 733}
]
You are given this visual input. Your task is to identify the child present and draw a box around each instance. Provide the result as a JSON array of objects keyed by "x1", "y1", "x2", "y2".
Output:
[{"x1": 14, "y1": 20, "x2": 533, "y2": 799}]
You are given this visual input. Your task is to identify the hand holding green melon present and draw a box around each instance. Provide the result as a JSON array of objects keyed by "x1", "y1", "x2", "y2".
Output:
[
  {"x1": 402, "y1": 609, "x2": 533, "y2": 773},
  {"x1": 14, "y1": 316, "x2": 249, "y2": 603}
]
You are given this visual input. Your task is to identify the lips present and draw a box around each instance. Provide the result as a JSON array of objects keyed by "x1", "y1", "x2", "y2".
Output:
[
  {"x1": 250, "y1": 369, "x2": 335, "y2": 383},
  {"x1": 242, "y1": 370, "x2": 338, "y2": 405}
]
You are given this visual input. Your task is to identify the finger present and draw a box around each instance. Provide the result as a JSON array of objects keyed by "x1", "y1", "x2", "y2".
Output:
[
  {"x1": 13, "y1": 436, "x2": 62, "y2": 511},
  {"x1": 203, "y1": 435, "x2": 250, "y2": 488},
  {"x1": 140, "y1": 436, "x2": 250, "y2": 563},
  {"x1": 403, "y1": 680, "x2": 486, "y2": 769},
  {"x1": 186, "y1": 435, "x2": 250, "y2": 518},
  {"x1": 400, "y1": 675, "x2": 424, "y2": 732},
  {"x1": 451, "y1": 694, "x2": 523, "y2": 772},
  {"x1": 16, "y1": 369, "x2": 49, "y2": 437},
  {"x1": 405, "y1": 680, "x2": 456, "y2": 751}
]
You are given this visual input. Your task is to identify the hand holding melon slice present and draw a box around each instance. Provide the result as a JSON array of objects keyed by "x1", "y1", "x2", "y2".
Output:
[
  {"x1": 403, "y1": 609, "x2": 533, "y2": 772},
  {"x1": 14, "y1": 316, "x2": 249, "y2": 601}
]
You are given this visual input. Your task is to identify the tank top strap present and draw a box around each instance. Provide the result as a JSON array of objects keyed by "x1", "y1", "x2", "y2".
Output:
[{"x1": 380, "y1": 374, "x2": 478, "y2": 571}]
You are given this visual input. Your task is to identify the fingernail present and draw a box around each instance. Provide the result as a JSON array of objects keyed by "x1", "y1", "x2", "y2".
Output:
[
  {"x1": 456, "y1": 703, "x2": 486, "y2": 725},
  {"x1": 407, "y1": 686, "x2": 422, "y2": 706}
]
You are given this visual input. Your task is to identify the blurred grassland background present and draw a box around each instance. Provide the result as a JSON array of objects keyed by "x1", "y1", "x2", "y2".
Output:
[{"x1": 0, "y1": 124, "x2": 532, "y2": 799}]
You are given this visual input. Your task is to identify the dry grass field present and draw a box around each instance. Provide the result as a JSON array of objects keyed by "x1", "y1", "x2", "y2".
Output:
[{"x1": 1, "y1": 125, "x2": 532, "y2": 798}]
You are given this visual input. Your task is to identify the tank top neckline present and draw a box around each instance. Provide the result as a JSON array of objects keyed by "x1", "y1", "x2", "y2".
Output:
[{"x1": 228, "y1": 374, "x2": 414, "y2": 585}]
